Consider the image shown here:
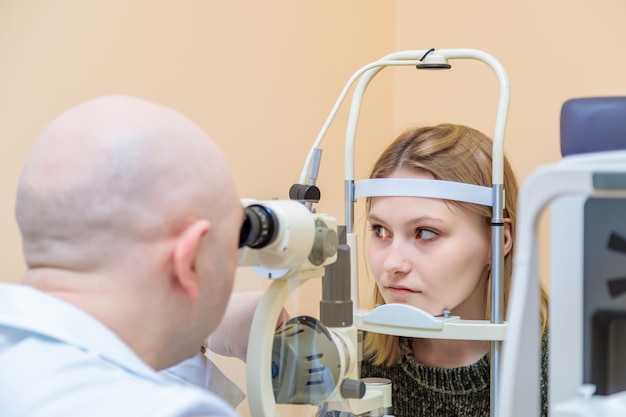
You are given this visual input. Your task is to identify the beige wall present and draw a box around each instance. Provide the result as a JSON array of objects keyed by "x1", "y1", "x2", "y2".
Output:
[
  {"x1": 0, "y1": 1, "x2": 394, "y2": 285},
  {"x1": 2, "y1": 1, "x2": 626, "y2": 416},
  {"x1": 393, "y1": 0, "x2": 626, "y2": 181}
]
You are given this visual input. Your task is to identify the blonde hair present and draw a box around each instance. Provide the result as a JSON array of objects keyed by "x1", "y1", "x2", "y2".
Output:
[{"x1": 363, "y1": 123, "x2": 549, "y2": 366}]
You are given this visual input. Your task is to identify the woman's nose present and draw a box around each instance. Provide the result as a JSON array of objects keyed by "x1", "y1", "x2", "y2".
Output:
[{"x1": 382, "y1": 240, "x2": 412, "y2": 275}]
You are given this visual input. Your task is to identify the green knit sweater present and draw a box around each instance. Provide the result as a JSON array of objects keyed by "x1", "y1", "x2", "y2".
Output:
[{"x1": 360, "y1": 333, "x2": 549, "y2": 417}]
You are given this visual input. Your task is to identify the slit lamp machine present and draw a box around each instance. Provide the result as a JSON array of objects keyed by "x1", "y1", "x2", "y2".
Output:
[
  {"x1": 237, "y1": 48, "x2": 508, "y2": 417},
  {"x1": 236, "y1": 49, "x2": 626, "y2": 416}
]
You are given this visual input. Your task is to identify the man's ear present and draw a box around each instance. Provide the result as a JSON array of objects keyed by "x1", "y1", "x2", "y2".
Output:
[
  {"x1": 173, "y1": 219, "x2": 211, "y2": 299},
  {"x1": 503, "y1": 218, "x2": 513, "y2": 257}
]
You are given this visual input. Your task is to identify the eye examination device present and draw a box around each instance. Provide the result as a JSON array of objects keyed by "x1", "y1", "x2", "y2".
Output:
[
  {"x1": 499, "y1": 97, "x2": 626, "y2": 417},
  {"x1": 238, "y1": 198, "x2": 339, "y2": 277},
  {"x1": 239, "y1": 51, "x2": 626, "y2": 417},
  {"x1": 241, "y1": 48, "x2": 511, "y2": 417}
]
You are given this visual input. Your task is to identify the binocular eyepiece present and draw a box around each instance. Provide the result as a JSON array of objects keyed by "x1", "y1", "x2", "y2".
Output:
[
  {"x1": 239, "y1": 204, "x2": 279, "y2": 249},
  {"x1": 237, "y1": 199, "x2": 338, "y2": 273}
]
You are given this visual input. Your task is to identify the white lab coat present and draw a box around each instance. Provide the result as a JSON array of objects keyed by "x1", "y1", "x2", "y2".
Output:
[{"x1": 0, "y1": 283, "x2": 241, "y2": 417}]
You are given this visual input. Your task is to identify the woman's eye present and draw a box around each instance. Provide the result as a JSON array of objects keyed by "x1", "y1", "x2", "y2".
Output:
[
  {"x1": 416, "y1": 229, "x2": 437, "y2": 240},
  {"x1": 370, "y1": 225, "x2": 392, "y2": 240}
]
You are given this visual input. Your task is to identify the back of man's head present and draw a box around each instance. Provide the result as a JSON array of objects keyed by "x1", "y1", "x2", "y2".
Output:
[
  {"x1": 15, "y1": 95, "x2": 242, "y2": 368},
  {"x1": 18, "y1": 96, "x2": 229, "y2": 265}
]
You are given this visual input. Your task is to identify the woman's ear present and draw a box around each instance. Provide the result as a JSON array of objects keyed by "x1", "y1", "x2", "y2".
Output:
[
  {"x1": 503, "y1": 218, "x2": 513, "y2": 257},
  {"x1": 172, "y1": 219, "x2": 211, "y2": 299}
]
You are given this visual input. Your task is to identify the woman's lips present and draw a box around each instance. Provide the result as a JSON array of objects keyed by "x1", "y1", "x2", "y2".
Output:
[{"x1": 386, "y1": 286, "x2": 419, "y2": 296}]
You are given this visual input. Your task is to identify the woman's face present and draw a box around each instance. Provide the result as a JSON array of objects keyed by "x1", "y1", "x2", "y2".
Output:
[{"x1": 367, "y1": 169, "x2": 491, "y2": 319}]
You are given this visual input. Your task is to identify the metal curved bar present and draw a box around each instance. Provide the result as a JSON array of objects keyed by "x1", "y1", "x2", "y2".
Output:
[
  {"x1": 298, "y1": 58, "x2": 426, "y2": 185},
  {"x1": 499, "y1": 163, "x2": 594, "y2": 417},
  {"x1": 343, "y1": 49, "x2": 509, "y2": 231},
  {"x1": 246, "y1": 268, "x2": 326, "y2": 417}
]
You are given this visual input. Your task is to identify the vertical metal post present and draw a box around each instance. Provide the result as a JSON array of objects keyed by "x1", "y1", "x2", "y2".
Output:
[
  {"x1": 490, "y1": 183, "x2": 505, "y2": 417},
  {"x1": 345, "y1": 180, "x2": 355, "y2": 233},
  {"x1": 320, "y1": 226, "x2": 353, "y2": 327}
]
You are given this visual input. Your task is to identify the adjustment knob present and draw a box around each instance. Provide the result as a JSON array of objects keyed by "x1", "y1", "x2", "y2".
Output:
[{"x1": 340, "y1": 378, "x2": 366, "y2": 399}]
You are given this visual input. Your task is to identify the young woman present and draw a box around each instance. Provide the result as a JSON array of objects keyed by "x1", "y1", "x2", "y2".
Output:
[{"x1": 359, "y1": 123, "x2": 549, "y2": 417}]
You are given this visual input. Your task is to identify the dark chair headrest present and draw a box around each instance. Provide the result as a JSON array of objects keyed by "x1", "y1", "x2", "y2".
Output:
[{"x1": 560, "y1": 97, "x2": 626, "y2": 157}]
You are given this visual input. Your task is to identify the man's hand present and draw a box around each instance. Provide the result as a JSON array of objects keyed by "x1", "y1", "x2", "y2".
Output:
[{"x1": 206, "y1": 291, "x2": 289, "y2": 362}]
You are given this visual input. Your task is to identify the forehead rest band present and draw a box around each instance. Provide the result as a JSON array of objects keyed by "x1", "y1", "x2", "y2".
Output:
[{"x1": 354, "y1": 178, "x2": 493, "y2": 207}]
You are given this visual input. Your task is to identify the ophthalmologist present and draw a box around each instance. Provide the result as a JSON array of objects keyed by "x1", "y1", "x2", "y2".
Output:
[{"x1": 0, "y1": 95, "x2": 279, "y2": 416}]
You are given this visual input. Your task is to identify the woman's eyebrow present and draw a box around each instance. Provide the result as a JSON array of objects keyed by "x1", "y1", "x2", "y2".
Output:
[
  {"x1": 368, "y1": 212, "x2": 446, "y2": 225},
  {"x1": 367, "y1": 213, "x2": 384, "y2": 223}
]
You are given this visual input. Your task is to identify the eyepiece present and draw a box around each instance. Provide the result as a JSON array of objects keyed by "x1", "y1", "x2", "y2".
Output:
[{"x1": 239, "y1": 204, "x2": 279, "y2": 249}]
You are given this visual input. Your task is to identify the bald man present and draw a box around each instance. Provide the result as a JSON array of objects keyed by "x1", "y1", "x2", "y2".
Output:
[{"x1": 0, "y1": 96, "x2": 246, "y2": 416}]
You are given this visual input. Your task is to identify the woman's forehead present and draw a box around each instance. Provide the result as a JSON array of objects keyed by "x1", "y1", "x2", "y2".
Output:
[
  {"x1": 387, "y1": 167, "x2": 434, "y2": 180},
  {"x1": 369, "y1": 196, "x2": 453, "y2": 219}
]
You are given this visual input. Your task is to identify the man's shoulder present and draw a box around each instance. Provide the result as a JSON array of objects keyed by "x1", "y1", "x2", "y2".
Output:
[{"x1": 0, "y1": 335, "x2": 239, "y2": 417}]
